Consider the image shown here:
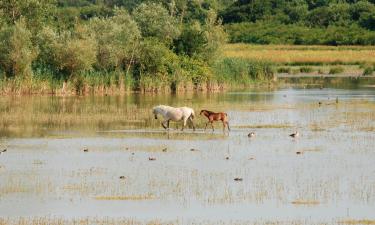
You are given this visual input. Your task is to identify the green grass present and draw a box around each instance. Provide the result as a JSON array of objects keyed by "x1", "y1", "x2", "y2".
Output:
[{"x1": 329, "y1": 66, "x2": 345, "y2": 74}]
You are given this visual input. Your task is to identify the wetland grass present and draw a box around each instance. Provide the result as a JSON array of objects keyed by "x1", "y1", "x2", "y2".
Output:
[{"x1": 223, "y1": 44, "x2": 375, "y2": 65}]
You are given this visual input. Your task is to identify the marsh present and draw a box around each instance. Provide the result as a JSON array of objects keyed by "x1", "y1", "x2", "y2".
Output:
[{"x1": 0, "y1": 78, "x2": 375, "y2": 225}]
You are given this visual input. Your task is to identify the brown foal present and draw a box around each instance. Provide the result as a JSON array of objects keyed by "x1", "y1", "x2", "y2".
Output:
[{"x1": 200, "y1": 110, "x2": 230, "y2": 132}]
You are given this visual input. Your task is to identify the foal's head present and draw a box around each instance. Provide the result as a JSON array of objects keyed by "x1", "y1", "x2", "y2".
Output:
[{"x1": 200, "y1": 110, "x2": 211, "y2": 117}]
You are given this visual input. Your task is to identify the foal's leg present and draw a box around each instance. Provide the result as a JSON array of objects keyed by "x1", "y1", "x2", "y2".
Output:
[
  {"x1": 211, "y1": 121, "x2": 214, "y2": 131},
  {"x1": 226, "y1": 121, "x2": 230, "y2": 131},
  {"x1": 204, "y1": 121, "x2": 209, "y2": 131}
]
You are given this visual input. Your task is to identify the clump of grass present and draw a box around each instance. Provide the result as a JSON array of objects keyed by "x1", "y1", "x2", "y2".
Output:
[
  {"x1": 213, "y1": 58, "x2": 275, "y2": 84},
  {"x1": 299, "y1": 67, "x2": 314, "y2": 73},
  {"x1": 318, "y1": 68, "x2": 325, "y2": 74},
  {"x1": 363, "y1": 67, "x2": 373, "y2": 76},
  {"x1": 277, "y1": 67, "x2": 291, "y2": 74},
  {"x1": 291, "y1": 68, "x2": 300, "y2": 74},
  {"x1": 329, "y1": 66, "x2": 345, "y2": 74}
]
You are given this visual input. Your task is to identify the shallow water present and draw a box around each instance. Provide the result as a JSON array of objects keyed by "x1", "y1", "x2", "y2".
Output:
[{"x1": 0, "y1": 78, "x2": 375, "y2": 224}]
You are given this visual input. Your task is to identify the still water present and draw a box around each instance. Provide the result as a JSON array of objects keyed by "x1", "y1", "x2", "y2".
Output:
[{"x1": 0, "y1": 77, "x2": 374, "y2": 224}]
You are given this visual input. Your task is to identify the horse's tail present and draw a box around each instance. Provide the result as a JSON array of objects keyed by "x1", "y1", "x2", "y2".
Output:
[{"x1": 190, "y1": 109, "x2": 195, "y2": 119}]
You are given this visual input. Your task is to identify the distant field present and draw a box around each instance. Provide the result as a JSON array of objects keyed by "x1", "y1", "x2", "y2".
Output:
[{"x1": 223, "y1": 44, "x2": 375, "y2": 65}]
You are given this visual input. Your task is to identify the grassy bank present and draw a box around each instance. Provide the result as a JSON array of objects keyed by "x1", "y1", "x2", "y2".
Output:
[{"x1": 0, "y1": 59, "x2": 276, "y2": 95}]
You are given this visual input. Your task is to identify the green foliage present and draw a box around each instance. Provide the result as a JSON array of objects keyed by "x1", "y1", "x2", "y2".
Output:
[
  {"x1": 362, "y1": 66, "x2": 374, "y2": 75},
  {"x1": 36, "y1": 26, "x2": 97, "y2": 80},
  {"x1": 213, "y1": 58, "x2": 275, "y2": 84},
  {"x1": 88, "y1": 8, "x2": 140, "y2": 71},
  {"x1": 300, "y1": 67, "x2": 314, "y2": 73},
  {"x1": 329, "y1": 66, "x2": 345, "y2": 74},
  {"x1": 0, "y1": 0, "x2": 56, "y2": 32},
  {"x1": 221, "y1": 0, "x2": 375, "y2": 45},
  {"x1": 0, "y1": 19, "x2": 37, "y2": 78},
  {"x1": 225, "y1": 22, "x2": 375, "y2": 45},
  {"x1": 277, "y1": 67, "x2": 291, "y2": 74},
  {"x1": 133, "y1": 2, "x2": 180, "y2": 45},
  {"x1": 0, "y1": 0, "x2": 231, "y2": 93}
]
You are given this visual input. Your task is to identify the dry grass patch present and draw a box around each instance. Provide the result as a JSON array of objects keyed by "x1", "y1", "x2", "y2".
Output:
[
  {"x1": 94, "y1": 194, "x2": 154, "y2": 201},
  {"x1": 339, "y1": 220, "x2": 375, "y2": 225},
  {"x1": 291, "y1": 200, "x2": 320, "y2": 205}
]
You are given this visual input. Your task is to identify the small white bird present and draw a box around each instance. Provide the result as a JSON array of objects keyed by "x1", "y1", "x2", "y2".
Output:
[
  {"x1": 248, "y1": 132, "x2": 256, "y2": 138},
  {"x1": 289, "y1": 131, "x2": 299, "y2": 138}
]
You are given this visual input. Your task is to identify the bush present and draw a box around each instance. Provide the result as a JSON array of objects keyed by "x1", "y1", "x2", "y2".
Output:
[
  {"x1": 299, "y1": 67, "x2": 314, "y2": 73},
  {"x1": 213, "y1": 58, "x2": 275, "y2": 84},
  {"x1": 329, "y1": 66, "x2": 345, "y2": 74},
  {"x1": 277, "y1": 67, "x2": 291, "y2": 74},
  {"x1": 363, "y1": 67, "x2": 373, "y2": 76}
]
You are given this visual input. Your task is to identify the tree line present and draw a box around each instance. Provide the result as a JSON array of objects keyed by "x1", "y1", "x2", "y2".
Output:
[
  {"x1": 1, "y1": 0, "x2": 374, "y2": 94},
  {"x1": 0, "y1": 0, "x2": 228, "y2": 93},
  {"x1": 221, "y1": 0, "x2": 375, "y2": 45}
]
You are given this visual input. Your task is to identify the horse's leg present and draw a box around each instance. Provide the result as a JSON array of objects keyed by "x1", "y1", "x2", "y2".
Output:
[
  {"x1": 181, "y1": 118, "x2": 187, "y2": 131},
  {"x1": 161, "y1": 119, "x2": 169, "y2": 130},
  {"x1": 222, "y1": 120, "x2": 226, "y2": 132},
  {"x1": 161, "y1": 121, "x2": 167, "y2": 129},
  {"x1": 167, "y1": 120, "x2": 170, "y2": 129},
  {"x1": 211, "y1": 121, "x2": 214, "y2": 131},
  {"x1": 226, "y1": 121, "x2": 230, "y2": 131},
  {"x1": 204, "y1": 121, "x2": 209, "y2": 131},
  {"x1": 189, "y1": 117, "x2": 195, "y2": 131}
]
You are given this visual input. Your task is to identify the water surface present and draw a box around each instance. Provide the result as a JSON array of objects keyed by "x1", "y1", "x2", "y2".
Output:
[{"x1": 0, "y1": 77, "x2": 375, "y2": 224}]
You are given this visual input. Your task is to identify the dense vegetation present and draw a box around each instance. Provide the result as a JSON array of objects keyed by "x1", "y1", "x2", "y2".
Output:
[
  {"x1": 1, "y1": 0, "x2": 375, "y2": 94},
  {"x1": 221, "y1": 0, "x2": 375, "y2": 45},
  {"x1": 0, "y1": 0, "x2": 249, "y2": 94}
]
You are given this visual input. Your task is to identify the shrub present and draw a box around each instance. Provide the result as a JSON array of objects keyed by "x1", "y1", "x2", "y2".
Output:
[
  {"x1": 329, "y1": 66, "x2": 345, "y2": 74},
  {"x1": 363, "y1": 67, "x2": 373, "y2": 76},
  {"x1": 299, "y1": 67, "x2": 314, "y2": 73},
  {"x1": 277, "y1": 67, "x2": 291, "y2": 74},
  {"x1": 213, "y1": 58, "x2": 275, "y2": 84}
]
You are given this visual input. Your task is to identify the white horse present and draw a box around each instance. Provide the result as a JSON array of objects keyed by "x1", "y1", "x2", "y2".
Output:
[{"x1": 152, "y1": 105, "x2": 196, "y2": 131}]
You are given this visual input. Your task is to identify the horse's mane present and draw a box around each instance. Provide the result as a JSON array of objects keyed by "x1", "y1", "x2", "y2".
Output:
[{"x1": 201, "y1": 109, "x2": 215, "y2": 114}]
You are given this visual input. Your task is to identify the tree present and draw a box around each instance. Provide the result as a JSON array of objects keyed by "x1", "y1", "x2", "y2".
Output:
[
  {"x1": 37, "y1": 26, "x2": 97, "y2": 81},
  {"x1": 88, "y1": 8, "x2": 141, "y2": 72},
  {"x1": 0, "y1": 0, "x2": 56, "y2": 32},
  {"x1": 133, "y1": 2, "x2": 180, "y2": 44},
  {"x1": 0, "y1": 19, "x2": 37, "y2": 78},
  {"x1": 202, "y1": 9, "x2": 227, "y2": 62},
  {"x1": 360, "y1": 11, "x2": 375, "y2": 30}
]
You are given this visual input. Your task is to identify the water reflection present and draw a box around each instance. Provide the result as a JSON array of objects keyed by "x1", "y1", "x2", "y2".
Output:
[{"x1": 0, "y1": 77, "x2": 374, "y2": 138}]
